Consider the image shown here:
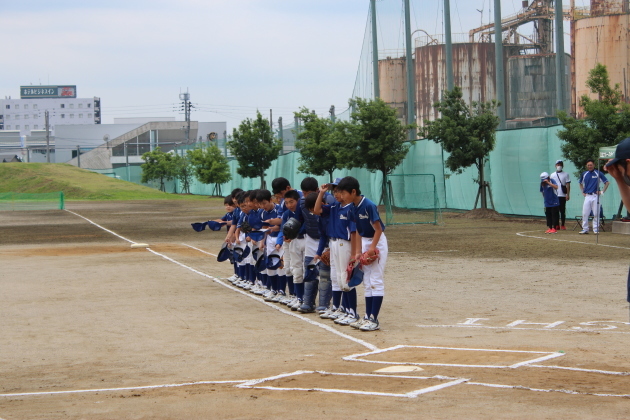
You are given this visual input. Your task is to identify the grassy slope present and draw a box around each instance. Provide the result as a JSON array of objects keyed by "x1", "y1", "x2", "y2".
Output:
[{"x1": 0, "y1": 163, "x2": 209, "y2": 201}]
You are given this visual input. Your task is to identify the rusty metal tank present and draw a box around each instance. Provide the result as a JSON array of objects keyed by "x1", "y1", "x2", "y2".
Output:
[
  {"x1": 415, "y1": 42, "x2": 497, "y2": 126},
  {"x1": 378, "y1": 57, "x2": 407, "y2": 122},
  {"x1": 574, "y1": 4, "x2": 630, "y2": 116},
  {"x1": 507, "y1": 53, "x2": 571, "y2": 118}
]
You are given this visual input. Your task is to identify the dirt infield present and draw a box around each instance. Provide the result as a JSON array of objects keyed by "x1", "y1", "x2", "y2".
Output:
[{"x1": 1, "y1": 200, "x2": 629, "y2": 419}]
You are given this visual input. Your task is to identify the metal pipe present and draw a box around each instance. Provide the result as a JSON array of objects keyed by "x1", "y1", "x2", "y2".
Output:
[
  {"x1": 444, "y1": 0, "x2": 454, "y2": 92},
  {"x1": 494, "y1": 0, "x2": 506, "y2": 129},
  {"x1": 371, "y1": 0, "x2": 380, "y2": 98},
  {"x1": 404, "y1": 0, "x2": 417, "y2": 139},
  {"x1": 555, "y1": 0, "x2": 566, "y2": 112}
]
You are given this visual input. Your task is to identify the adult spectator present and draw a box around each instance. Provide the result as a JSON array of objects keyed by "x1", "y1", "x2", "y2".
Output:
[
  {"x1": 578, "y1": 159, "x2": 609, "y2": 234},
  {"x1": 550, "y1": 159, "x2": 571, "y2": 230}
]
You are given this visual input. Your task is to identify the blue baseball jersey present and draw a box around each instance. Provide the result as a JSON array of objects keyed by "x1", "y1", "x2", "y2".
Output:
[
  {"x1": 579, "y1": 170, "x2": 608, "y2": 194},
  {"x1": 540, "y1": 179, "x2": 559, "y2": 207},
  {"x1": 316, "y1": 212, "x2": 330, "y2": 256},
  {"x1": 349, "y1": 196, "x2": 385, "y2": 238},
  {"x1": 321, "y1": 202, "x2": 356, "y2": 241},
  {"x1": 261, "y1": 204, "x2": 282, "y2": 238}
]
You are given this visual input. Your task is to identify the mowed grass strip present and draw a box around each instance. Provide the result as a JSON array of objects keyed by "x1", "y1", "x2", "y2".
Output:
[{"x1": 0, "y1": 163, "x2": 210, "y2": 201}]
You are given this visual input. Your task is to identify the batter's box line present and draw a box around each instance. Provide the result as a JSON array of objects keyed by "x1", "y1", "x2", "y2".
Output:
[
  {"x1": 344, "y1": 345, "x2": 564, "y2": 369},
  {"x1": 236, "y1": 370, "x2": 468, "y2": 398},
  {"x1": 466, "y1": 381, "x2": 630, "y2": 398},
  {"x1": 416, "y1": 323, "x2": 630, "y2": 335},
  {"x1": 516, "y1": 230, "x2": 630, "y2": 250}
]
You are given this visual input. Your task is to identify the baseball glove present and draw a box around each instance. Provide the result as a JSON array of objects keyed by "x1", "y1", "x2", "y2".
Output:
[
  {"x1": 319, "y1": 250, "x2": 331, "y2": 266},
  {"x1": 359, "y1": 248, "x2": 379, "y2": 266},
  {"x1": 240, "y1": 219, "x2": 252, "y2": 234}
]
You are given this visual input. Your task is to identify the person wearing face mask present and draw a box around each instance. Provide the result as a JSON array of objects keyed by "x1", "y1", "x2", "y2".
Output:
[
  {"x1": 551, "y1": 159, "x2": 571, "y2": 230},
  {"x1": 604, "y1": 137, "x2": 630, "y2": 307}
]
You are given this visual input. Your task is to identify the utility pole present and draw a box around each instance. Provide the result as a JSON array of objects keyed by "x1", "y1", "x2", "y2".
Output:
[
  {"x1": 444, "y1": 0, "x2": 454, "y2": 92},
  {"x1": 278, "y1": 117, "x2": 284, "y2": 141},
  {"x1": 180, "y1": 92, "x2": 191, "y2": 143},
  {"x1": 370, "y1": 0, "x2": 380, "y2": 98},
  {"x1": 45, "y1": 110, "x2": 50, "y2": 163},
  {"x1": 76, "y1": 146, "x2": 81, "y2": 168},
  {"x1": 270, "y1": 109, "x2": 273, "y2": 133}
]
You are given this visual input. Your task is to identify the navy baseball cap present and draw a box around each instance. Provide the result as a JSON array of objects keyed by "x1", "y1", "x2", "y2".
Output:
[
  {"x1": 347, "y1": 264, "x2": 364, "y2": 288},
  {"x1": 207, "y1": 221, "x2": 225, "y2": 231},
  {"x1": 605, "y1": 137, "x2": 630, "y2": 167},
  {"x1": 191, "y1": 222, "x2": 207, "y2": 232},
  {"x1": 555, "y1": 160, "x2": 563, "y2": 165},
  {"x1": 330, "y1": 177, "x2": 343, "y2": 186},
  {"x1": 233, "y1": 244, "x2": 251, "y2": 262},
  {"x1": 266, "y1": 251, "x2": 283, "y2": 270},
  {"x1": 216, "y1": 243, "x2": 232, "y2": 262},
  {"x1": 255, "y1": 251, "x2": 268, "y2": 272},
  {"x1": 248, "y1": 230, "x2": 266, "y2": 242}
]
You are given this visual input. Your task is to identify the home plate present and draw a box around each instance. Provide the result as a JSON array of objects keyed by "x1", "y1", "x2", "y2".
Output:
[
  {"x1": 131, "y1": 243, "x2": 149, "y2": 249},
  {"x1": 374, "y1": 365, "x2": 424, "y2": 373}
]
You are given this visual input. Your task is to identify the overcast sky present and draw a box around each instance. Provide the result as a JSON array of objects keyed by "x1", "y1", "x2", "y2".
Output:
[{"x1": 0, "y1": 0, "x2": 584, "y2": 132}]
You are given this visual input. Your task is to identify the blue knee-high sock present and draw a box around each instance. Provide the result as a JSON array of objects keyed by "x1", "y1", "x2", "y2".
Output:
[
  {"x1": 237, "y1": 265, "x2": 245, "y2": 279},
  {"x1": 371, "y1": 296, "x2": 383, "y2": 320},
  {"x1": 296, "y1": 283, "x2": 304, "y2": 300},
  {"x1": 278, "y1": 275, "x2": 287, "y2": 295},
  {"x1": 248, "y1": 264, "x2": 255, "y2": 283},
  {"x1": 270, "y1": 275, "x2": 278, "y2": 292},
  {"x1": 365, "y1": 296, "x2": 374, "y2": 319},
  {"x1": 347, "y1": 288, "x2": 357, "y2": 317},
  {"x1": 262, "y1": 273, "x2": 268, "y2": 288},
  {"x1": 341, "y1": 291, "x2": 349, "y2": 312},
  {"x1": 233, "y1": 262, "x2": 238, "y2": 275},
  {"x1": 287, "y1": 276, "x2": 294, "y2": 295},
  {"x1": 332, "y1": 291, "x2": 342, "y2": 310}
]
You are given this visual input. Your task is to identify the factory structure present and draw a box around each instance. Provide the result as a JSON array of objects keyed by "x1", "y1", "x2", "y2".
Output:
[{"x1": 379, "y1": 0, "x2": 630, "y2": 129}]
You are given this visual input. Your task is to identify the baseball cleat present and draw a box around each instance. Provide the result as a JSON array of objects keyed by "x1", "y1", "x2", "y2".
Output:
[
  {"x1": 336, "y1": 314, "x2": 358, "y2": 326},
  {"x1": 579, "y1": 230, "x2": 589, "y2": 234},
  {"x1": 350, "y1": 317, "x2": 368, "y2": 329},
  {"x1": 560, "y1": 226, "x2": 566, "y2": 230},
  {"x1": 319, "y1": 308, "x2": 335, "y2": 319},
  {"x1": 359, "y1": 318, "x2": 380, "y2": 331}
]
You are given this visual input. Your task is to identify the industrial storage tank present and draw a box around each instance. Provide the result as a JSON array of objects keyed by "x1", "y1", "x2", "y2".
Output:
[
  {"x1": 415, "y1": 42, "x2": 498, "y2": 126},
  {"x1": 378, "y1": 57, "x2": 407, "y2": 122},
  {"x1": 574, "y1": 0, "x2": 630, "y2": 116},
  {"x1": 507, "y1": 53, "x2": 571, "y2": 119}
]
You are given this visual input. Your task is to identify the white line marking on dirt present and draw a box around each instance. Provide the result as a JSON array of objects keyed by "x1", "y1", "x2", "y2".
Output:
[
  {"x1": 529, "y1": 365, "x2": 630, "y2": 376},
  {"x1": 516, "y1": 230, "x2": 630, "y2": 250},
  {"x1": 343, "y1": 345, "x2": 564, "y2": 369},
  {"x1": 182, "y1": 243, "x2": 218, "y2": 257},
  {"x1": 147, "y1": 248, "x2": 378, "y2": 352},
  {"x1": 391, "y1": 250, "x2": 458, "y2": 254},
  {"x1": 416, "y1": 323, "x2": 630, "y2": 335},
  {"x1": 237, "y1": 370, "x2": 468, "y2": 398},
  {"x1": 466, "y1": 381, "x2": 630, "y2": 398},
  {"x1": 64, "y1": 210, "x2": 378, "y2": 352},
  {"x1": 0, "y1": 380, "x2": 247, "y2": 397},
  {"x1": 65, "y1": 209, "x2": 135, "y2": 243}
]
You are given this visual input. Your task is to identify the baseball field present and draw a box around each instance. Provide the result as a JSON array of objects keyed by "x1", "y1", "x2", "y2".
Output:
[{"x1": 1, "y1": 198, "x2": 629, "y2": 419}]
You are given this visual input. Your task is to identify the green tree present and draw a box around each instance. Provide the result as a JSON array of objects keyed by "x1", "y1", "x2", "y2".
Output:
[
  {"x1": 422, "y1": 86, "x2": 500, "y2": 209},
  {"x1": 187, "y1": 143, "x2": 232, "y2": 196},
  {"x1": 228, "y1": 111, "x2": 282, "y2": 189},
  {"x1": 558, "y1": 63, "x2": 630, "y2": 177},
  {"x1": 294, "y1": 108, "x2": 339, "y2": 182},
  {"x1": 334, "y1": 97, "x2": 413, "y2": 203},
  {"x1": 171, "y1": 153, "x2": 194, "y2": 194},
  {"x1": 140, "y1": 147, "x2": 176, "y2": 192}
]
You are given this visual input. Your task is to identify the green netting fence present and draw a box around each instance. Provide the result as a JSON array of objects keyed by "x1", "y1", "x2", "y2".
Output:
[
  {"x1": 0, "y1": 192, "x2": 64, "y2": 211},
  {"x1": 385, "y1": 174, "x2": 442, "y2": 225}
]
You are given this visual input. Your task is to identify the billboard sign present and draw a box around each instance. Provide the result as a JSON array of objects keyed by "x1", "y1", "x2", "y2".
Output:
[{"x1": 20, "y1": 85, "x2": 77, "y2": 99}]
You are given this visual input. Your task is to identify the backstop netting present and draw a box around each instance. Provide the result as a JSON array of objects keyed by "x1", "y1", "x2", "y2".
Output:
[
  {"x1": 385, "y1": 174, "x2": 442, "y2": 225},
  {"x1": 0, "y1": 192, "x2": 65, "y2": 211}
]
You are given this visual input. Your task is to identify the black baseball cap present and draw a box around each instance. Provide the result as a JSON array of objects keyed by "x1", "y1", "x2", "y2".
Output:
[{"x1": 605, "y1": 137, "x2": 630, "y2": 167}]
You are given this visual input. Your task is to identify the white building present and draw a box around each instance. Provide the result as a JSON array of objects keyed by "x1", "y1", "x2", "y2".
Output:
[{"x1": 0, "y1": 85, "x2": 100, "y2": 137}]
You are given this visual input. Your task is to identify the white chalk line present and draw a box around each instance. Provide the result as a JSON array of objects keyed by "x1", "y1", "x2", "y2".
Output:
[
  {"x1": 466, "y1": 381, "x2": 630, "y2": 398},
  {"x1": 344, "y1": 345, "x2": 564, "y2": 369},
  {"x1": 516, "y1": 230, "x2": 630, "y2": 250},
  {"x1": 0, "y1": 380, "x2": 247, "y2": 398},
  {"x1": 64, "y1": 209, "x2": 135, "y2": 244},
  {"x1": 529, "y1": 364, "x2": 630, "y2": 376},
  {"x1": 146, "y1": 248, "x2": 378, "y2": 352},
  {"x1": 182, "y1": 243, "x2": 218, "y2": 257},
  {"x1": 390, "y1": 250, "x2": 458, "y2": 254},
  {"x1": 237, "y1": 370, "x2": 468, "y2": 398},
  {"x1": 416, "y1": 323, "x2": 630, "y2": 335},
  {"x1": 65, "y1": 209, "x2": 377, "y2": 352}
]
